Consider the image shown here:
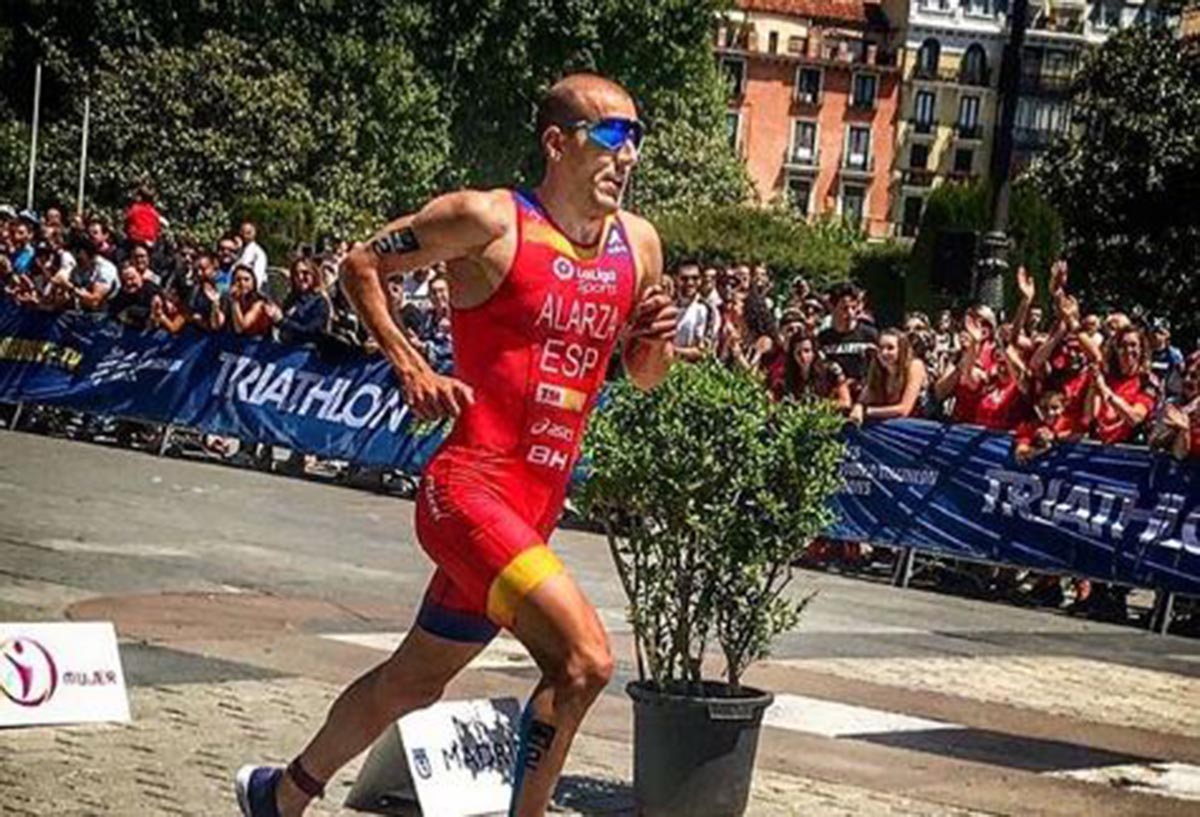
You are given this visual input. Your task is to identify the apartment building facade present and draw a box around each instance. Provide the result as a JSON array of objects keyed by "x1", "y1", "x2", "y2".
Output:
[
  {"x1": 716, "y1": 0, "x2": 901, "y2": 238},
  {"x1": 881, "y1": 0, "x2": 1006, "y2": 237}
]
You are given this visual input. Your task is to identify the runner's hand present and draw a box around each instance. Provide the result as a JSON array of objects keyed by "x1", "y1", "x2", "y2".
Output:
[
  {"x1": 628, "y1": 285, "x2": 679, "y2": 342},
  {"x1": 399, "y1": 366, "x2": 475, "y2": 420}
]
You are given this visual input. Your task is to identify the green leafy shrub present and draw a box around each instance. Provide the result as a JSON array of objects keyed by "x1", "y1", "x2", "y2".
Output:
[{"x1": 576, "y1": 360, "x2": 844, "y2": 691}]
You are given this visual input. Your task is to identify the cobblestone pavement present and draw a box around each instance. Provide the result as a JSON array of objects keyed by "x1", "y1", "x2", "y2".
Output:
[
  {"x1": 0, "y1": 678, "x2": 988, "y2": 816},
  {"x1": 781, "y1": 655, "x2": 1200, "y2": 739}
]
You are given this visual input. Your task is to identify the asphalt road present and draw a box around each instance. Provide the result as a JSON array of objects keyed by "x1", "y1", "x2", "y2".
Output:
[{"x1": 3, "y1": 429, "x2": 1200, "y2": 815}]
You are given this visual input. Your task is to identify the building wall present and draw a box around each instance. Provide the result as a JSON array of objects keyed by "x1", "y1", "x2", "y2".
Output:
[{"x1": 720, "y1": 10, "x2": 899, "y2": 238}]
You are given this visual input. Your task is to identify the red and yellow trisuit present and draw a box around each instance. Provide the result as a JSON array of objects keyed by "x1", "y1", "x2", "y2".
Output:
[{"x1": 414, "y1": 188, "x2": 637, "y2": 642}]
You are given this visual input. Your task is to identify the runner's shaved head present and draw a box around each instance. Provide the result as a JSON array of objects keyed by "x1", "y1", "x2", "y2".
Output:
[{"x1": 536, "y1": 73, "x2": 636, "y2": 140}]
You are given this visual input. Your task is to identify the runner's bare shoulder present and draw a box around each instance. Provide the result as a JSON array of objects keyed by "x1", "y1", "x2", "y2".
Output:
[
  {"x1": 415, "y1": 188, "x2": 515, "y2": 259},
  {"x1": 616, "y1": 209, "x2": 663, "y2": 291}
]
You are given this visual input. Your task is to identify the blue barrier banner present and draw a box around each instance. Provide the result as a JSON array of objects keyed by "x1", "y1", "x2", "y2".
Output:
[
  {"x1": 830, "y1": 420, "x2": 1200, "y2": 595},
  {"x1": 0, "y1": 301, "x2": 446, "y2": 472},
  {"x1": 3, "y1": 301, "x2": 1199, "y2": 594}
]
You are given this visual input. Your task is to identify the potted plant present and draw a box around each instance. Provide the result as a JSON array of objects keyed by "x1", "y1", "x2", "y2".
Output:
[{"x1": 576, "y1": 359, "x2": 844, "y2": 817}]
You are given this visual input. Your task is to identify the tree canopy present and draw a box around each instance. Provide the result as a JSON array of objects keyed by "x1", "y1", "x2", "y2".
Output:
[
  {"x1": 0, "y1": 0, "x2": 750, "y2": 239},
  {"x1": 1028, "y1": 24, "x2": 1200, "y2": 341}
]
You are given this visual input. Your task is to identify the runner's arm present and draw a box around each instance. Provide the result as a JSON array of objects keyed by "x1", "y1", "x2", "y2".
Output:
[
  {"x1": 340, "y1": 190, "x2": 508, "y2": 415},
  {"x1": 621, "y1": 216, "x2": 676, "y2": 390}
]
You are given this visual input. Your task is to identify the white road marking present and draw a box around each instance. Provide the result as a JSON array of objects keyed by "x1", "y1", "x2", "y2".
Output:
[
  {"x1": 320, "y1": 631, "x2": 536, "y2": 671},
  {"x1": 764, "y1": 693, "x2": 965, "y2": 738},
  {"x1": 1048, "y1": 762, "x2": 1200, "y2": 801}
]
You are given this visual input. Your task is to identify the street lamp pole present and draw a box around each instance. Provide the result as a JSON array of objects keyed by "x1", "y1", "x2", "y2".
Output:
[{"x1": 974, "y1": 0, "x2": 1030, "y2": 311}]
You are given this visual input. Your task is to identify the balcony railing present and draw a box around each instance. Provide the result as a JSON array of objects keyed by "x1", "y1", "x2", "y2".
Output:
[
  {"x1": 1020, "y1": 72, "x2": 1074, "y2": 95},
  {"x1": 849, "y1": 97, "x2": 877, "y2": 112},
  {"x1": 1013, "y1": 126, "x2": 1060, "y2": 150},
  {"x1": 903, "y1": 168, "x2": 936, "y2": 187},
  {"x1": 842, "y1": 154, "x2": 875, "y2": 175},
  {"x1": 783, "y1": 146, "x2": 820, "y2": 170},
  {"x1": 714, "y1": 22, "x2": 897, "y2": 69},
  {"x1": 957, "y1": 123, "x2": 982, "y2": 140},
  {"x1": 912, "y1": 119, "x2": 935, "y2": 136},
  {"x1": 948, "y1": 170, "x2": 979, "y2": 183},
  {"x1": 913, "y1": 65, "x2": 961, "y2": 84}
]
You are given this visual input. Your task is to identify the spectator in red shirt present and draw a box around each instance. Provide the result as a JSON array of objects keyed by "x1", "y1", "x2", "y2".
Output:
[
  {"x1": 226, "y1": 264, "x2": 274, "y2": 337},
  {"x1": 936, "y1": 312, "x2": 989, "y2": 423},
  {"x1": 1150, "y1": 355, "x2": 1200, "y2": 461},
  {"x1": 124, "y1": 185, "x2": 162, "y2": 248},
  {"x1": 973, "y1": 347, "x2": 1034, "y2": 431},
  {"x1": 1014, "y1": 390, "x2": 1078, "y2": 463},
  {"x1": 1084, "y1": 326, "x2": 1157, "y2": 445}
]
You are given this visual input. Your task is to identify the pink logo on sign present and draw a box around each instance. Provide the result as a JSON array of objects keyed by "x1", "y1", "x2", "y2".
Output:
[{"x1": 0, "y1": 637, "x2": 59, "y2": 707}]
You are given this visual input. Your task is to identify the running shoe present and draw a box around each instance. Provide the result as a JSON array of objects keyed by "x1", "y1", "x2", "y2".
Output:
[{"x1": 234, "y1": 764, "x2": 283, "y2": 817}]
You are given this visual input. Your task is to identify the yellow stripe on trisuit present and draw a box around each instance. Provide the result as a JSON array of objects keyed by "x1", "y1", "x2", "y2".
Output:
[{"x1": 486, "y1": 545, "x2": 565, "y2": 627}]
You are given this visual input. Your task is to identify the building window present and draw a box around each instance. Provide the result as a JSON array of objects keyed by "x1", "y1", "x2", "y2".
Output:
[
  {"x1": 768, "y1": 31, "x2": 779, "y2": 54},
  {"x1": 791, "y1": 120, "x2": 818, "y2": 164},
  {"x1": 901, "y1": 196, "x2": 924, "y2": 237},
  {"x1": 846, "y1": 126, "x2": 871, "y2": 170},
  {"x1": 725, "y1": 111, "x2": 741, "y2": 152},
  {"x1": 958, "y1": 95, "x2": 981, "y2": 137},
  {"x1": 721, "y1": 57, "x2": 745, "y2": 98},
  {"x1": 787, "y1": 177, "x2": 813, "y2": 215},
  {"x1": 954, "y1": 148, "x2": 974, "y2": 174},
  {"x1": 842, "y1": 185, "x2": 867, "y2": 227},
  {"x1": 795, "y1": 67, "x2": 822, "y2": 104},
  {"x1": 914, "y1": 90, "x2": 936, "y2": 133},
  {"x1": 966, "y1": 0, "x2": 990, "y2": 15},
  {"x1": 916, "y1": 38, "x2": 941, "y2": 79},
  {"x1": 910, "y1": 143, "x2": 930, "y2": 169},
  {"x1": 1092, "y1": 1, "x2": 1122, "y2": 30},
  {"x1": 960, "y1": 44, "x2": 988, "y2": 86},
  {"x1": 851, "y1": 74, "x2": 878, "y2": 110}
]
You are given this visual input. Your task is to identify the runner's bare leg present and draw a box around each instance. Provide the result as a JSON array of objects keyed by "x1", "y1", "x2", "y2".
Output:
[
  {"x1": 275, "y1": 627, "x2": 487, "y2": 817},
  {"x1": 507, "y1": 573, "x2": 614, "y2": 817}
]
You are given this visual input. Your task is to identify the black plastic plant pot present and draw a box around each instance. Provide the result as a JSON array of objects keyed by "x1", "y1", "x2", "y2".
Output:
[{"x1": 626, "y1": 680, "x2": 774, "y2": 817}]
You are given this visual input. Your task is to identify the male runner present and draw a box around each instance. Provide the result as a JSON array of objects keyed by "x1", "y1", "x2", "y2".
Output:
[{"x1": 236, "y1": 73, "x2": 677, "y2": 817}]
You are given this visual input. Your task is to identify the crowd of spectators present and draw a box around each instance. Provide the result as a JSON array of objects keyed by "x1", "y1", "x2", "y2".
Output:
[
  {"x1": 0, "y1": 190, "x2": 452, "y2": 372},
  {"x1": 666, "y1": 257, "x2": 1200, "y2": 621},
  {"x1": 5, "y1": 191, "x2": 1198, "y2": 622},
  {"x1": 667, "y1": 257, "x2": 1199, "y2": 464}
]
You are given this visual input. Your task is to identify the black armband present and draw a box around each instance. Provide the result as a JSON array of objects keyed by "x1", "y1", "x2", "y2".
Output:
[{"x1": 372, "y1": 226, "x2": 421, "y2": 256}]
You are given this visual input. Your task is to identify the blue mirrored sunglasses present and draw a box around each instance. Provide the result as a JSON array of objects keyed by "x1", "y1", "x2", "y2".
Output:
[{"x1": 565, "y1": 117, "x2": 645, "y2": 152}]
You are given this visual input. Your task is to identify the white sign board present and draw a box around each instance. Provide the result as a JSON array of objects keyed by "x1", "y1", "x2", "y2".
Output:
[
  {"x1": 346, "y1": 697, "x2": 521, "y2": 817},
  {"x1": 0, "y1": 621, "x2": 130, "y2": 728}
]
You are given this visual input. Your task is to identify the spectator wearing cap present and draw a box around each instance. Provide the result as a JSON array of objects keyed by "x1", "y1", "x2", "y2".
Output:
[
  {"x1": 1083, "y1": 325, "x2": 1156, "y2": 445},
  {"x1": 819, "y1": 282, "x2": 879, "y2": 400},
  {"x1": 236, "y1": 221, "x2": 268, "y2": 291},
  {"x1": 8, "y1": 211, "x2": 38, "y2": 276},
  {"x1": 672, "y1": 262, "x2": 717, "y2": 363},
  {"x1": 1149, "y1": 318, "x2": 1185, "y2": 401},
  {"x1": 124, "y1": 185, "x2": 162, "y2": 249},
  {"x1": 1150, "y1": 354, "x2": 1200, "y2": 461}
]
